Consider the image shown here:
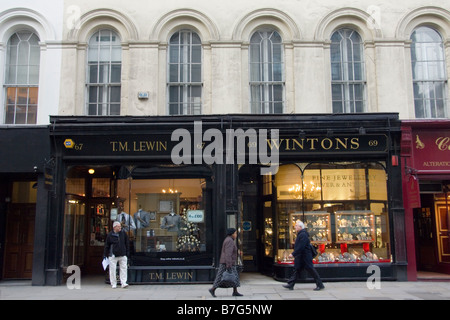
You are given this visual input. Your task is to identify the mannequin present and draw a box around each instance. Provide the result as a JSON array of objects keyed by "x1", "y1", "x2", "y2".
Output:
[
  {"x1": 160, "y1": 210, "x2": 180, "y2": 232},
  {"x1": 134, "y1": 208, "x2": 150, "y2": 229},
  {"x1": 116, "y1": 206, "x2": 136, "y2": 232}
]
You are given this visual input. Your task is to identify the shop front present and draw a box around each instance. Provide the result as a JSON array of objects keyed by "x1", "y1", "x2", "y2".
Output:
[
  {"x1": 401, "y1": 121, "x2": 450, "y2": 280},
  {"x1": 42, "y1": 113, "x2": 405, "y2": 285},
  {"x1": 0, "y1": 126, "x2": 50, "y2": 284}
]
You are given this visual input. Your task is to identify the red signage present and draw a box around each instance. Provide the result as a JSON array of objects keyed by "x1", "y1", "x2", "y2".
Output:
[
  {"x1": 406, "y1": 175, "x2": 421, "y2": 209},
  {"x1": 412, "y1": 130, "x2": 450, "y2": 172}
]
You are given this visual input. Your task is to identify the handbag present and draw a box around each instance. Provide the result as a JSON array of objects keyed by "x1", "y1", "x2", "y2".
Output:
[
  {"x1": 221, "y1": 269, "x2": 235, "y2": 282},
  {"x1": 310, "y1": 244, "x2": 318, "y2": 258}
]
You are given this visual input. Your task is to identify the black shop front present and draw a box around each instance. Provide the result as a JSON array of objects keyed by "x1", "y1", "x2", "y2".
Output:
[{"x1": 42, "y1": 113, "x2": 406, "y2": 285}]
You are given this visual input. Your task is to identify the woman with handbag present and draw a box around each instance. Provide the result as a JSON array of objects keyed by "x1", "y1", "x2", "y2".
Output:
[{"x1": 208, "y1": 228, "x2": 243, "y2": 297}]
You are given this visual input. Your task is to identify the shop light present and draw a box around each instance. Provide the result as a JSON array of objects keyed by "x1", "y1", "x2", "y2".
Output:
[{"x1": 88, "y1": 168, "x2": 95, "y2": 174}]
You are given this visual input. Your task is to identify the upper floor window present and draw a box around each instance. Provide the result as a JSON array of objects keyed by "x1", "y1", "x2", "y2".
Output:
[
  {"x1": 331, "y1": 28, "x2": 366, "y2": 113},
  {"x1": 411, "y1": 26, "x2": 448, "y2": 118},
  {"x1": 4, "y1": 31, "x2": 40, "y2": 124},
  {"x1": 249, "y1": 30, "x2": 284, "y2": 114},
  {"x1": 167, "y1": 30, "x2": 202, "y2": 115},
  {"x1": 86, "y1": 29, "x2": 122, "y2": 115}
]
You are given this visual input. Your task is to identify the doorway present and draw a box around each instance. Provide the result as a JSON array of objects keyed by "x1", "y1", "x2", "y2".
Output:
[
  {"x1": 2, "y1": 181, "x2": 37, "y2": 279},
  {"x1": 415, "y1": 190, "x2": 450, "y2": 275},
  {"x1": 3, "y1": 204, "x2": 35, "y2": 279}
]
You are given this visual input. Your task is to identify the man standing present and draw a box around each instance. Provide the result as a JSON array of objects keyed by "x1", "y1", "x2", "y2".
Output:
[
  {"x1": 104, "y1": 221, "x2": 129, "y2": 289},
  {"x1": 283, "y1": 220, "x2": 325, "y2": 291}
]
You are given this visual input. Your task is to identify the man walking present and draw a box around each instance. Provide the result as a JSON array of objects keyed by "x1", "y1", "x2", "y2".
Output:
[
  {"x1": 104, "y1": 221, "x2": 129, "y2": 288},
  {"x1": 283, "y1": 220, "x2": 325, "y2": 291}
]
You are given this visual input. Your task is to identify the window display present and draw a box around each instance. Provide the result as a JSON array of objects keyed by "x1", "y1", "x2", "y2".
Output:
[
  {"x1": 273, "y1": 162, "x2": 391, "y2": 265},
  {"x1": 118, "y1": 178, "x2": 208, "y2": 255}
]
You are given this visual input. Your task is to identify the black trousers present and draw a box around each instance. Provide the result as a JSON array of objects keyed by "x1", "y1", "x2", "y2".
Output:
[{"x1": 287, "y1": 265, "x2": 323, "y2": 287}]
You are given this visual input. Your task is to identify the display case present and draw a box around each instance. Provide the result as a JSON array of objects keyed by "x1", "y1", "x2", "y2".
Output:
[
  {"x1": 335, "y1": 211, "x2": 375, "y2": 243},
  {"x1": 289, "y1": 211, "x2": 331, "y2": 245}
]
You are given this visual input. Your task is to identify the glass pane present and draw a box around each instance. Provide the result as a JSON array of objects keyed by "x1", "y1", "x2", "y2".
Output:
[
  {"x1": 110, "y1": 86, "x2": 121, "y2": 103},
  {"x1": 169, "y1": 64, "x2": 179, "y2": 82},
  {"x1": 88, "y1": 48, "x2": 98, "y2": 62},
  {"x1": 89, "y1": 86, "x2": 98, "y2": 103},
  {"x1": 28, "y1": 66, "x2": 40, "y2": 84},
  {"x1": 99, "y1": 45, "x2": 111, "y2": 61},
  {"x1": 27, "y1": 105, "x2": 37, "y2": 124},
  {"x1": 169, "y1": 86, "x2": 179, "y2": 103},
  {"x1": 192, "y1": 45, "x2": 201, "y2": 63},
  {"x1": 5, "y1": 104, "x2": 15, "y2": 124},
  {"x1": 15, "y1": 105, "x2": 26, "y2": 124},
  {"x1": 89, "y1": 65, "x2": 98, "y2": 83},
  {"x1": 111, "y1": 65, "x2": 121, "y2": 83},
  {"x1": 333, "y1": 101, "x2": 343, "y2": 113},
  {"x1": 28, "y1": 87, "x2": 39, "y2": 104},
  {"x1": 110, "y1": 103, "x2": 120, "y2": 115},
  {"x1": 191, "y1": 64, "x2": 201, "y2": 82},
  {"x1": 16, "y1": 66, "x2": 28, "y2": 84}
]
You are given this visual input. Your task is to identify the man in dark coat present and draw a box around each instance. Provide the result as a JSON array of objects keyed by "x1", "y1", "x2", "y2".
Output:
[{"x1": 283, "y1": 220, "x2": 325, "y2": 291}]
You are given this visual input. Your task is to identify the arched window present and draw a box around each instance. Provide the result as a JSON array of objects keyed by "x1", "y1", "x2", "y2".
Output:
[
  {"x1": 410, "y1": 26, "x2": 448, "y2": 118},
  {"x1": 331, "y1": 28, "x2": 366, "y2": 113},
  {"x1": 249, "y1": 30, "x2": 284, "y2": 114},
  {"x1": 4, "y1": 31, "x2": 40, "y2": 124},
  {"x1": 86, "y1": 29, "x2": 122, "y2": 115},
  {"x1": 167, "y1": 30, "x2": 202, "y2": 115}
]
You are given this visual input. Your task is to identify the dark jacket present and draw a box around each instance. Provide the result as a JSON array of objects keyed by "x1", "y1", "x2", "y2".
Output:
[
  {"x1": 291, "y1": 229, "x2": 313, "y2": 270},
  {"x1": 219, "y1": 235, "x2": 237, "y2": 268},
  {"x1": 104, "y1": 230, "x2": 129, "y2": 258}
]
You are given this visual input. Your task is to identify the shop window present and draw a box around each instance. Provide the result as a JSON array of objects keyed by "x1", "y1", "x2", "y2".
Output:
[
  {"x1": 273, "y1": 162, "x2": 391, "y2": 265},
  {"x1": 12, "y1": 181, "x2": 37, "y2": 203},
  {"x1": 92, "y1": 178, "x2": 111, "y2": 197},
  {"x1": 66, "y1": 178, "x2": 86, "y2": 197},
  {"x1": 116, "y1": 178, "x2": 208, "y2": 255}
]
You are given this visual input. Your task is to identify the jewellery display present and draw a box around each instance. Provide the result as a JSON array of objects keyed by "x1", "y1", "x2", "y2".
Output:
[
  {"x1": 276, "y1": 210, "x2": 389, "y2": 265},
  {"x1": 335, "y1": 211, "x2": 375, "y2": 243},
  {"x1": 290, "y1": 212, "x2": 332, "y2": 245}
]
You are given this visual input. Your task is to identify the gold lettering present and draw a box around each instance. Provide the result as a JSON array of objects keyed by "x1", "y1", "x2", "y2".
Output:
[
  {"x1": 335, "y1": 138, "x2": 348, "y2": 150},
  {"x1": 291, "y1": 138, "x2": 304, "y2": 150},
  {"x1": 350, "y1": 138, "x2": 360, "y2": 149},
  {"x1": 436, "y1": 137, "x2": 450, "y2": 151},
  {"x1": 321, "y1": 138, "x2": 333, "y2": 150},
  {"x1": 266, "y1": 139, "x2": 284, "y2": 150},
  {"x1": 307, "y1": 138, "x2": 319, "y2": 150}
]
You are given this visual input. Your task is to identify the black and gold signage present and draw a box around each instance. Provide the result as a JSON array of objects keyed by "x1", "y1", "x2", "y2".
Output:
[{"x1": 60, "y1": 133, "x2": 388, "y2": 159}]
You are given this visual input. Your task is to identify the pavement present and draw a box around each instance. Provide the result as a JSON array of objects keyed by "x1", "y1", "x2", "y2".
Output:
[{"x1": 1, "y1": 272, "x2": 450, "y2": 301}]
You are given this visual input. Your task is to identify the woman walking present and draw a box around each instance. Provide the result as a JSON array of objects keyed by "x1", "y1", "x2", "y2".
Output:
[{"x1": 209, "y1": 228, "x2": 243, "y2": 297}]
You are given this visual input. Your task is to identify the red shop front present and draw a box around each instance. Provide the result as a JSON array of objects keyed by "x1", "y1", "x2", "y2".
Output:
[{"x1": 401, "y1": 120, "x2": 450, "y2": 281}]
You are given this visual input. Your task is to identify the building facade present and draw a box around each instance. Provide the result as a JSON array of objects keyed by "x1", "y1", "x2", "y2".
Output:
[{"x1": 0, "y1": 0, "x2": 449, "y2": 285}]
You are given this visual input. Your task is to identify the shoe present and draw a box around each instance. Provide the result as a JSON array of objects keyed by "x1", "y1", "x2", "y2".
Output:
[
  {"x1": 111, "y1": 285, "x2": 117, "y2": 289},
  {"x1": 121, "y1": 283, "x2": 129, "y2": 288},
  {"x1": 232, "y1": 291, "x2": 243, "y2": 297},
  {"x1": 313, "y1": 285, "x2": 325, "y2": 291},
  {"x1": 282, "y1": 284, "x2": 294, "y2": 290},
  {"x1": 208, "y1": 288, "x2": 216, "y2": 297}
]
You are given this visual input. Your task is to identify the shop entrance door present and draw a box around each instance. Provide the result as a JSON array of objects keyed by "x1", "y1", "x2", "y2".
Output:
[
  {"x1": 3, "y1": 204, "x2": 35, "y2": 279},
  {"x1": 435, "y1": 202, "x2": 450, "y2": 265}
]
